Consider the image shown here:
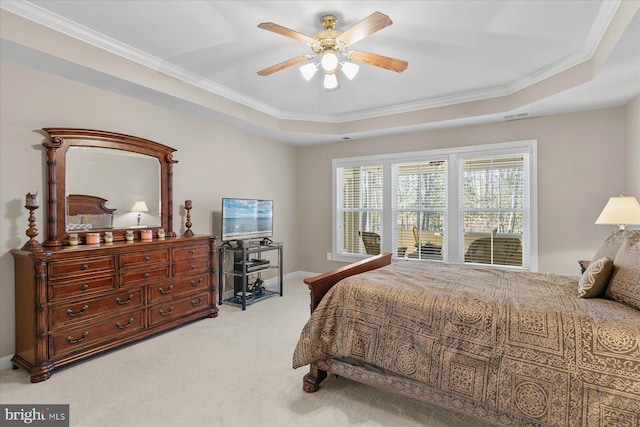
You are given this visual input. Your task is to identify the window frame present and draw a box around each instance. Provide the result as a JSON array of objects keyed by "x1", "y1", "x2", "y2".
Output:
[{"x1": 332, "y1": 140, "x2": 538, "y2": 271}]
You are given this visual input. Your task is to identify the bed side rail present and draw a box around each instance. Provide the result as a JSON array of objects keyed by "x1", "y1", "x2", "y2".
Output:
[{"x1": 303, "y1": 253, "x2": 392, "y2": 312}]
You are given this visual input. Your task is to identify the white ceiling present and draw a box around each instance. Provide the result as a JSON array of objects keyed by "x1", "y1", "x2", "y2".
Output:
[{"x1": 1, "y1": 1, "x2": 639, "y2": 145}]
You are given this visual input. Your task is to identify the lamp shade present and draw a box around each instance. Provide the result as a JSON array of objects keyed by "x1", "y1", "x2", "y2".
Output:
[
  {"x1": 130, "y1": 201, "x2": 149, "y2": 212},
  {"x1": 595, "y1": 195, "x2": 640, "y2": 229}
]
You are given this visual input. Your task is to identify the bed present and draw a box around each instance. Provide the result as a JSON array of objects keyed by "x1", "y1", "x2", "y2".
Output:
[
  {"x1": 293, "y1": 231, "x2": 640, "y2": 426},
  {"x1": 66, "y1": 194, "x2": 116, "y2": 230}
]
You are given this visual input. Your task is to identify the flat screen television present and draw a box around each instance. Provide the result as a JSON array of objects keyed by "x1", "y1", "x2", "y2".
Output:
[{"x1": 221, "y1": 198, "x2": 273, "y2": 242}]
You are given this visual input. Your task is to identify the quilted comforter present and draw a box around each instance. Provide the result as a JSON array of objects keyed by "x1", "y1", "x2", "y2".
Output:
[{"x1": 293, "y1": 261, "x2": 640, "y2": 426}]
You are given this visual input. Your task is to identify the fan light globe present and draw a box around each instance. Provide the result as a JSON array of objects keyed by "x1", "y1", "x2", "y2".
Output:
[
  {"x1": 341, "y1": 61, "x2": 360, "y2": 80},
  {"x1": 299, "y1": 63, "x2": 318, "y2": 81},
  {"x1": 321, "y1": 51, "x2": 339, "y2": 72},
  {"x1": 323, "y1": 72, "x2": 339, "y2": 90}
]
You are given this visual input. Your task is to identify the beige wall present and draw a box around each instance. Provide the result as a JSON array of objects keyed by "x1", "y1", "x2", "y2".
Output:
[
  {"x1": 295, "y1": 107, "x2": 628, "y2": 276},
  {"x1": 0, "y1": 60, "x2": 298, "y2": 360},
  {"x1": 625, "y1": 93, "x2": 640, "y2": 198},
  {"x1": 0, "y1": 56, "x2": 636, "y2": 362}
]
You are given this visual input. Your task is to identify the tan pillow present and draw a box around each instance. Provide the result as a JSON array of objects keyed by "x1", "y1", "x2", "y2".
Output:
[
  {"x1": 578, "y1": 257, "x2": 613, "y2": 298},
  {"x1": 591, "y1": 230, "x2": 629, "y2": 263},
  {"x1": 82, "y1": 213, "x2": 113, "y2": 229},
  {"x1": 607, "y1": 232, "x2": 640, "y2": 310}
]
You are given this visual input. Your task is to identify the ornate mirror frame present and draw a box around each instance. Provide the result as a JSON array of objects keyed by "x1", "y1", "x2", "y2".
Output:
[{"x1": 42, "y1": 128, "x2": 177, "y2": 246}]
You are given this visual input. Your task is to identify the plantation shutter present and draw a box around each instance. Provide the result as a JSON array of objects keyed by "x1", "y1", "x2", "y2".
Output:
[
  {"x1": 459, "y1": 153, "x2": 530, "y2": 269},
  {"x1": 336, "y1": 164, "x2": 384, "y2": 255}
]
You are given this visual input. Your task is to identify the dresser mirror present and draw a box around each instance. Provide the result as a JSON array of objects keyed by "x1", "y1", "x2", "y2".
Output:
[
  {"x1": 66, "y1": 147, "x2": 162, "y2": 230},
  {"x1": 42, "y1": 128, "x2": 177, "y2": 246}
]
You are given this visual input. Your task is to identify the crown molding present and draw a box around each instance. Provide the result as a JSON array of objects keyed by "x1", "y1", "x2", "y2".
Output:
[{"x1": 1, "y1": 0, "x2": 621, "y2": 124}]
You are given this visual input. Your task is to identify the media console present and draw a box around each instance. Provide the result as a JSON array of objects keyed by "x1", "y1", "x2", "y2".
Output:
[{"x1": 218, "y1": 242, "x2": 283, "y2": 310}]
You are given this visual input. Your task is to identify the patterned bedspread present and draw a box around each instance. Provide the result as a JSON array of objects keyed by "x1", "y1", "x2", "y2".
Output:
[{"x1": 293, "y1": 261, "x2": 640, "y2": 426}]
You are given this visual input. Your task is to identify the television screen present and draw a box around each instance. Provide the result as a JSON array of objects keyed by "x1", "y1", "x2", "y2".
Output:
[{"x1": 222, "y1": 198, "x2": 273, "y2": 242}]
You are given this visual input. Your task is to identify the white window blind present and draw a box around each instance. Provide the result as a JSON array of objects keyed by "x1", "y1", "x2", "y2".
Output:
[
  {"x1": 392, "y1": 160, "x2": 447, "y2": 260},
  {"x1": 336, "y1": 164, "x2": 384, "y2": 256},
  {"x1": 333, "y1": 140, "x2": 536, "y2": 269},
  {"x1": 459, "y1": 153, "x2": 530, "y2": 268}
]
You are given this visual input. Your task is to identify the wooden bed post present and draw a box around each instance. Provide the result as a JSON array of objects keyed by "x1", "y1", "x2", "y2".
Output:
[{"x1": 301, "y1": 253, "x2": 392, "y2": 392}]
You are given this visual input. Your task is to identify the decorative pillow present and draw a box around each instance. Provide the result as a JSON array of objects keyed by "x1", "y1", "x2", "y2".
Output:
[
  {"x1": 578, "y1": 257, "x2": 613, "y2": 298},
  {"x1": 591, "y1": 229, "x2": 629, "y2": 263},
  {"x1": 607, "y1": 232, "x2": 640, "y2": 310},
  {"x1": 82, "y1": 213, "x2": 113, "y2": 229},
  {"x1": 67, "y1": 214, "x2": 82, "y2": 225}
]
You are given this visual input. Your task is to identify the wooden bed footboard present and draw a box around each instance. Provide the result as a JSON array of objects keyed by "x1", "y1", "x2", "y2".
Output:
[{"x1": 301, "y1": 253, "x2": 392, "y2": 392}]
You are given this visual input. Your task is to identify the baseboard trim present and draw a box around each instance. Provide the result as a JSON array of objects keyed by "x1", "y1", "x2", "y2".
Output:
[{"x1": 0, "y1": 354, "x2": 13, "y2": 370}]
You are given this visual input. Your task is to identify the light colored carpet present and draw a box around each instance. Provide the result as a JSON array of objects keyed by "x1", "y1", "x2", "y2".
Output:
[{"x1": 0, "y1": 275, "x2": 492, "y2": 426}]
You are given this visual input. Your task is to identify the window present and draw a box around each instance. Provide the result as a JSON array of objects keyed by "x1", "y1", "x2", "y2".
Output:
[
  {"x1": 393, "y1": 160, "x2": 447, "y2": 260},
  {"x1": 459, "y1": 153, "x2": 530, "y2": 269},
  {"x1": 333, "y1": 140, "x2": 537, "y2": 270},
  {"x1": 336, "y1": 164, "x2": 383, "y2": 256}
]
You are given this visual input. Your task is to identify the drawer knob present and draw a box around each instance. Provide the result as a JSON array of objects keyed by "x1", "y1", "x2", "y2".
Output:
[
  {"x1": 115, "y1": 294, "x2": 135, "y2": 305},
  {"x1": 66, "y1": 305, "x2": 89, "y2": 317},
  {"x1": 159, "y1": 306, "x2": 174, "y2": 317},
  {"x1": 66, "y1": 331, "x2": 89, "y2": 344},
  {"x1": 80, "y1": 264, "x2": 89, "y2": 270},
  {"x1": 190, "y1": 264, "x2": 196, "y2": 270},
  {"x1": 143, "y1": 273, "x2": 150, "y2": 279},
  {"x1": 189, "y1": 249, "x2": 196, "y2": 255},
  {"x1": 190, "y1": 278, "x2": 204, "y2": 287},
  {"x1": 143, "y1": 256, "x2": 150, "y2": 261},
  {"x1": 80, "y1": 284, "x2": 89, "y2": 291},
  {"x1": 158, "y1": 285, "x2": 174, "y2": 295},
  {"x1": 191, "y1": 297, "x2": 204, "y2": 307},
  {"x1": 116, "y1": 318, "x2": 135, "y2": 329}
]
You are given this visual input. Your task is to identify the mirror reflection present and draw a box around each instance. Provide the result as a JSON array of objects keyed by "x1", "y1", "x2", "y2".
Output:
[{"x1": 66, "y1": 146, "x2": 161, "y2": 230}]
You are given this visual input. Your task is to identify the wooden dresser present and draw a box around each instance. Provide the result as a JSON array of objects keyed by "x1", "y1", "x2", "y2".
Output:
[{"x1": 12, "y1": 235, "x2": 216, "y2": 382}]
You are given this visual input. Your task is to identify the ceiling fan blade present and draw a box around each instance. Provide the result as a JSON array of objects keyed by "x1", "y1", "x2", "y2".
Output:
[
  {"x1": 257, "y1": 22, "x2": 317, "y2": 45},
  {"x1": 257, "y1": 55, "x2": 312, "y2": 76},
  {"x1": 349, "y1": 50, "x2": 408, "y2": 73},
  {"x1": 336, "y1": 12, "x2": 393, "y2": 46}
]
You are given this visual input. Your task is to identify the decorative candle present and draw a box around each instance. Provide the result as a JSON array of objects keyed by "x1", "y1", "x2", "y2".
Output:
[
  {"x1": 104, "y1": 231, "x2": 113, "y2": 243},
  {"x1": 157, "y1": 228, "x2": 166, "y2": 239},
  {"x1": 125, "y1": 230, "x2": 134, "y2": 241},
  {"x1": 140, "y1": 229, "x2": 152, "y2": 241},
  {"x1": 26, "y1": 192, "x2": 39, "y2": 208},
  {"x1": 69, "y1": 233, "x2": 79, "y2": 246},
  {"x1": 85, "y1": 232, "x2": 100, "y2": 244}
]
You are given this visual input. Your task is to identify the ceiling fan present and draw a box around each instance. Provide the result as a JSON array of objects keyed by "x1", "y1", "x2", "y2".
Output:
[{"x1": 257, "y1": 11, "x2": 408, "y2": 90}]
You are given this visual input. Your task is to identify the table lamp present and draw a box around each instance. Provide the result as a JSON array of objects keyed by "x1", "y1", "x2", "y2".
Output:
[
  {"x1": 595, "y1": 194, "x2": 640, "y2": 230},
  {"x1": 131, "y1": 201, "x2": 149, "y2": 227}
]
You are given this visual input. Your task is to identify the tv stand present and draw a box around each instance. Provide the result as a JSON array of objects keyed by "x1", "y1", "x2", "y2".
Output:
[{"x1": 218, "y1": 242, "x2": 283, "y2": 310}]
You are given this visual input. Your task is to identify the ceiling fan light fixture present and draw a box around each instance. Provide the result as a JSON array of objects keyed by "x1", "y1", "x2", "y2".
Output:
[
  {"x1": 341, "y1": 61, "x2": 360, "y2": 80},
  {"x1": 320, "y1": 50, "x2": 339, "y2": 73},
  {"x1": 299, "y1": 62, "x2": 318, "y2": 81},
  {"x1": 323, "y1": 72, "x2": 339, "y2": 91}
]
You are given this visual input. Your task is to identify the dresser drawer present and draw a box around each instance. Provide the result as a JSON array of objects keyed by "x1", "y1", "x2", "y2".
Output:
[
  {"x1": 172, "y1": 245, "x2": 209, "y2": 261},
  {"x1": 49, "y1": 288, "x2": 144, "y2": 329},
  {"x1": 173, "y1": 258, "x2": 209, "y2": 276},
  {"x1": 119, "y1": 249, "x2": 169, "y2": 268},
  {"x1": 49, "y1": 310, "x2": 144, "y2": 358},
  {"x1": 147, "y1": 273, "x2": 209, "y2": 303},
  {"x1": 48, "y1": 274, "x2": 116, "y2": 301},
  {"x1": 120, "y1": 265, "x2": 170, "y2": 286},
  {"x1": 48, "y1": 256, "x2": 115, "y2": 279},
  {"x1": 149, "y1": 292, "x2": 211, "y2": 326}
]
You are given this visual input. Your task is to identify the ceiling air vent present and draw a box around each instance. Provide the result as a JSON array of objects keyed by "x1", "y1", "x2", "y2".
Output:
[{"x1": 504, "y1": 112, "x2": 529, "y2": 121}]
